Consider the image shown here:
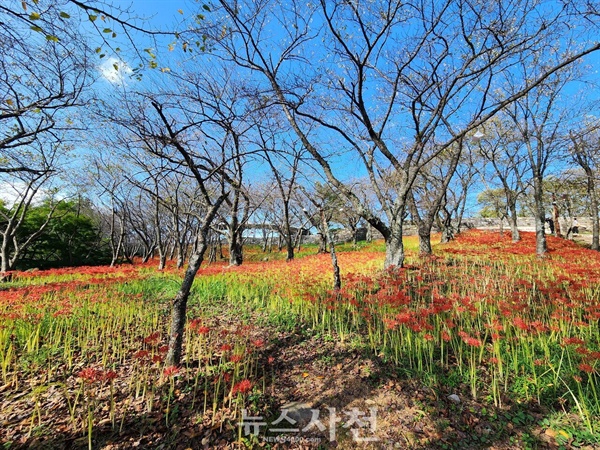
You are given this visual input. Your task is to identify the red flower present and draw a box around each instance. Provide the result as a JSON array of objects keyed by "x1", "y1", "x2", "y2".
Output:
[
  {"x1": 579, "y1": 363, "x2": 594, "y2": 373},
  {"x1": 220, "y1": 344, "x2": 233, "y2": 352},
  {"x1": 134, "y1": 350, "x2": 149, "y2": 359},
  {"x1": 230, "y1": 354, "x2": 243, "y2": 363},
  {"x1": 232, "y1": 379, "x2": 253, "y2": 395},
  {"x1": 252, "y1": 339, "x2": 265, "y2": 348},
  {"x1": 144, "y1": 332, "x2": 161, "y2": 345},
  {"x1": 78, "y1": 367, "x2": 100, "y2": 383},
  {"x1": 102, "y1": 370, "x2": 118, "y2": 382},
  {"x1": 163, "y1": 366, "x2": 180, "y2": 377},
  {"x1": 563, "y1": 337, "x2": 586, "y2": 347}
]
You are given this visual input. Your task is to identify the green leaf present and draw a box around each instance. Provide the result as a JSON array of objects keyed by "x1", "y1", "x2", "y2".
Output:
[
  {"x1": 29, "y1": 12, "x2": 41, "y2": 20},
  {"x1": 102, "y1": 28, "x2": 112, "y2": 33},
  {"x1": 30, "y1": 25, "x2": 43, "y2": 32},
  {"x1": 95, "y1": 47, "x2": 102, "y2": 53},
  {"x1": 99, "y1": 54, "x2": 105, "y2": 58},
  {"x1": 59, "y1": 12, "x2": 70, "y2": 19},
  {"x1": 203, "y1": 4, "x2": 211, "y2": 11},
  {"x1": 45, "y1": 35, "x2": 59, "y2": 42},
  {"x1": 88, "y1": 14, "x2": 97, "y2": 22}
]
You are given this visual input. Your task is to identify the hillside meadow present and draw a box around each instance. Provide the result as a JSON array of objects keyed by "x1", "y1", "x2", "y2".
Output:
[{"x1": 1, "y1": 230, "x2": 599, "y2": 449}]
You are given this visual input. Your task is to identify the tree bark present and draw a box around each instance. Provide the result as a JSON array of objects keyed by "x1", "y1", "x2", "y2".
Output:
[
  {"x1": 228, "y1": 222, "x2": 243, "y2": 266},
  {"x1": 321, "y1": 209, "x2": 341, "y2": 290},
  {"x1": 418, "y1": 225, "x2": 433, "y2": 255},
  {"x1": 587, "y1": 173, "x2": 600, "y2": 251},
  {"x1": 165, "y1": 238, "x2": 208, "y2": 366},
  {"x1": 384, "y1": 226, "x2": 404, "y2": 269},
  {"x1": 508, "y1": 202, "x2": 520, "y2": 242},
  {"x1": 533, "y1": 177, "x2": 547, "y2": 256}
]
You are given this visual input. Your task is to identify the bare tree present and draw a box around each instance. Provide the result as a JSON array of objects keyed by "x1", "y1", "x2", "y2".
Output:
[
  {"x1": 208, "y1": 0, "x2": 600, "y2": 268},
  {"x1": 0, "y1": 142, "x2": 68, "y2": 273},
  {"x1": 569, "y1": 124, "x2": 600, "y2": 250},
  {"x1": 407, "y1": 141, "x2": 463, "y2": 254},
  {"x1": 258, "y1": 127, "x2": 306, "y2": 261},
  {"x1": 475, "y1": 119, "x2": 531, "y2": 242},
  {"x1": 502, "y1": 71, "x2": 573, "y2": 256}
]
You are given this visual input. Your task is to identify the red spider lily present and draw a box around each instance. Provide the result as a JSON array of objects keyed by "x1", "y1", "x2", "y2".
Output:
[
  {"x1": 232, "y1": 379, "x2": 253, "y2": 395},
  {"x1": 230, "y1": 354, "x2": 243, "y2": 364},
  {"x1": 252, "y1": 339, "x2": 265, "y2": 348},
  {"x1": 101, "y1": 370, "x2": 118, "y2": 382},
  {"x1": 563, "y1": 337, "x2": 586, "y2": 347},
  {"x1": 220, "y1": 344, "x2": 233, "y2": 352},
  {"x1": 458, "y1": 331, "x2": 482, "y2": 347},
  {"x1": 144, "y1": 332, "x2": 161, "y2": 345},
  {"x1": 152, "y1": 355, "x2": 163, "y2": 364},
  {"x1": 78, "y1": 367, "x2": 101, "y2": 383},
  {"x1": 513, "y1": 317, "x2": 529, "y2": 331},
  {"x1": 578, "y1": 363, "x2": 595, "y2": 374},
  {"x1": 158, "y1": 345, "x2": 168, "y2": 354},
  {"x1": 163, "y1": 366, "x2": 180, "y2": 377},
  {"x1": 133, "y1": 350, "x2": 149, "y2": 359},
  {"x1": 188, "y1": 318, "x2": 211, "y2": 335}
]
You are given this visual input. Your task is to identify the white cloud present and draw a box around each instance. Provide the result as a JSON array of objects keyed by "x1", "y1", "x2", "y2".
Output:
[{"x1": 98, "y1": 57, "x2": 133, "y2": 84}]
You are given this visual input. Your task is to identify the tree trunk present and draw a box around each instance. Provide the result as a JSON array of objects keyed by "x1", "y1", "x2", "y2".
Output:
[
  {"x1": 317, "y1": 231, "x2": 327, "y2": 254},
  {"x1": 418, "y1": 225, "x2": 433, "y2": 255},
  {"x1": 508, "y1": 202, "x2": 520, "y2": 242},
  {"x1": 533, "y1": 177, "x2": 547, "y2": 256},
  {"x1": 384, "y1": 226, "x2": 404, "y2": 269},
  {"x1": 158, "y1": 253, "x2": 167, "y2": 271},
  {"x1": 228, "y1": 227, "x2": 243, "y2": 266},
  {"x1": 286, "y1": 240, "x2": 294, "y2": 261},
  {"x1": 1, "y1": 237, "x2": 11, "y2": 273},
  {"x1": 439, "y1": 210, "x2": 453, "y2": 244},
  {"x1": 552, "y1": 194, "x2": 562, "y2": 238},
  {"x1": 589, "y1": 176, "x2": 600, "y2": 251},
  {"x1": 165, "y1": 239, "x2": 208, "y2": 366},
  {"x1": 176, "y1": 246, "x2": 185, "y2": 269},
  {"x1": 321, "y1": 209, "x2": 341, "y2": 290}
]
